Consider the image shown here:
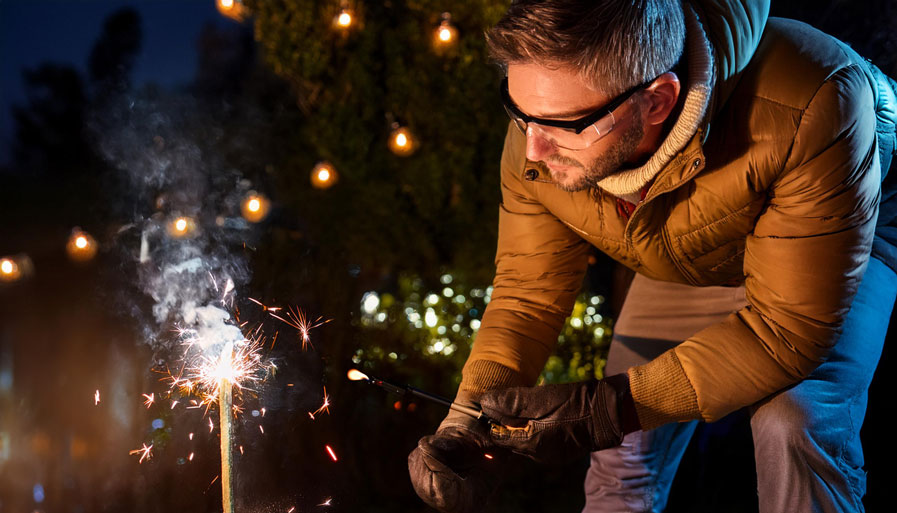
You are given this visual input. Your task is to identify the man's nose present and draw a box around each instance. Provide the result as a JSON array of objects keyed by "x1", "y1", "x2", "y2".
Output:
[{"x1": 525, "y1": 126, "x2": 555, "y2": 162}]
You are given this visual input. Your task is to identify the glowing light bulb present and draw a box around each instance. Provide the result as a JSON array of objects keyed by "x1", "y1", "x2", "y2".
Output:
[
  {"x1": 216, "y1": 0, "x2": 245, "y2": 21},
  {"x1": 311, "y1": 162, "x2": 338, "y2": 189},
  {"x1": 241, "y1": 193, "x2": 270, "y2": 223},
  {"x1": 389, "y1": 125, "x2": 416, "y2": 156},
  {"x1": 434, "y1": 14, "x2": 458, "y2": 49},
  {"x1": 168, "y1": 216, "x2": 195, "y2": 238},
  {"x1": 335, "y1": 8, "x2": 353, "y2": 28},
  {"x1": 67, "y1": 230, "x2": 97, "y2": 261}
]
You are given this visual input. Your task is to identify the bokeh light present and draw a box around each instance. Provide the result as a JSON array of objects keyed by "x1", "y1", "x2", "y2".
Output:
[
  {"x1": 0, "y1": 258, "x2": 17, "y2": 278},
  {"x1": 66, "y1": 229, "x2": 98, "y2": 262},
  {"x1": 168, "y1": 216, "x2": 197, "y2": 238},
  {"x1": 311, "y1": 162, "x2": 338, "y2": 189},
  {"x1": 434, "y1": 13, "x2": 458, "y2": 49},
  {"x1": 216, "y1": 0, "x2": 246, "y2": 21},
  {"x1": 388, "y1": 124, "x2": 416, "y2": 156},
  {"x1": 335, "y1": 8, "x2": 353, "y2": 28},
  {"x1": 241, "y1": 192, "x2": 270, "y2": 223}
]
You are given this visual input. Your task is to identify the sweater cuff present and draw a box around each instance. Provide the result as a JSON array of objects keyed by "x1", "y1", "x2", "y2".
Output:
[
  {"x1": 460, "y1": 359, "x2": 527, "y2": 394},
  {"x1": 628, "y1": 350, "x2": 702, "y2": 430}
]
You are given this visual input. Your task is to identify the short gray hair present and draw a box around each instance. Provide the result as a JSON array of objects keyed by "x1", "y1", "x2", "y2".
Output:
[{"x1": 485, "y1": 0, "x2": 685, "y2": 96}]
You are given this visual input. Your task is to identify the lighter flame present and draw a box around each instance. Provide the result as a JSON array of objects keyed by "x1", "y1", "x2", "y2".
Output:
[{"x1": 347, "y1": 369, "x2": 369, "y2": 381}]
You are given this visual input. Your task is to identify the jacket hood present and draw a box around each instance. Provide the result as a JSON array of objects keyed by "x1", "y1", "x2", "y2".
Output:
[{"x1": 693, "y1": 0, "x2": 770, "y2": 121}]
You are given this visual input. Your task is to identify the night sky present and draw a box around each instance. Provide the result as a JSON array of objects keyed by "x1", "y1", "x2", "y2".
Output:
[{"x1": 0, "y1": 0, "x2": 231, "y2": 166}]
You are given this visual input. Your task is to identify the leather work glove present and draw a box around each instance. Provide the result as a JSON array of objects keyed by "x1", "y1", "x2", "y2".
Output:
[
  {"x1": 479, "y1": 374, "x2": 641, "y2": 464},
  {"x1": 408, "y1": 390, "x2": 504, "y2": 513}
]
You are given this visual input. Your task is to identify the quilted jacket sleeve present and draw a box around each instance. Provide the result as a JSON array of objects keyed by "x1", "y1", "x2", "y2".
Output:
[
  {"x1": 630, "y1": 65, "x2": 881, "y2": 429},
  {"x1": 458, "y1": 124, "x2": 591, "y2": 394}
]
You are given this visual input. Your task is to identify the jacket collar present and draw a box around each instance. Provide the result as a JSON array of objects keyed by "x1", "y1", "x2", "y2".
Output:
[{"x1": 596, "y1": 4, "x2": 715, "y2": 197}]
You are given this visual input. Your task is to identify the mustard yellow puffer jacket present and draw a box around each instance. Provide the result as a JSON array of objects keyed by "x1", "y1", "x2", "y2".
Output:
[{"x1": 461, "y1": 0, "x2": 897, "y2": 430}]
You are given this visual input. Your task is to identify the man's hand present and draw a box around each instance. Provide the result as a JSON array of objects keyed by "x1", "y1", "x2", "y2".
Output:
[
  {"x1": 408, "y1": 394, "x2": 503, "y2": 513},
  {"x1": 479, "y1": 374, "x2": 640, "y2": 463}
]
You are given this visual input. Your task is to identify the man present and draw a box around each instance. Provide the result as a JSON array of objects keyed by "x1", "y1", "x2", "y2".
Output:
[{"x1": 409, "y1": 0, "x2": 897, "y2": 512}]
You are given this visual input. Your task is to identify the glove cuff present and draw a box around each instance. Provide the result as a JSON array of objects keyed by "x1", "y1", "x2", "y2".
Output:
[
  {"x1": 437, "y1": 389, "x2": 485, "y2": 433},
  {"x1": 603, "y1": 373, "x2": 641, "y2": 435}
]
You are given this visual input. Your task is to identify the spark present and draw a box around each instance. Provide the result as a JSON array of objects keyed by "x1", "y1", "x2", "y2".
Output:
[
  {"x1": 189, "y1": 432, "x2": 194, "y2": 441},
  {"x1": 288, "y1": 508, "x2": 296, "y2": 513},
  {"x1": 248, "y1": 297, "x2": 281, "y2": 313},
  {"x1": 261, "y1": 407, "x2": 266, "y2": 417},
  {"x1": 318, "y1": 497, "x2": 333, "y2": 507},
  {"x1": 209, "y1": 418, "x2": 215, "y2": 433},
  {"x1": 170, "y1": 400, "x2": 179, "y2": 409},
  {"x1": 325, "y1": 445, "x2": 338, "y2": 462},
  {"x1": 166, "y1": 335, "x2": 267, "y2": 411},
  {"x1": 129, "y1": 443, "x2": 153, "y2": 463},
  {"x1": 270, "y1": 306, "x2": 331, "y2": 350},
  {"x1": 259, "y1": 425, "x2": 265, "y2": 434},
  {"x1": 239, "y1": 445, "x2": 244, "y2": 455},
  {"x1": 308, "y1": 386, "x2": 331, "y2": 420},
  {"x1": 143, "y1": 393, "x2": 155, "y2": 408},
  {"x1": 94, "y1": 390, "x2": 100, "y2": 405},
  {"x1": 484, "y1": 453, "x2": 494, "y2": 460},
  {"x1": 189, "y1": 452, "x2": 195, "y2": 461}
]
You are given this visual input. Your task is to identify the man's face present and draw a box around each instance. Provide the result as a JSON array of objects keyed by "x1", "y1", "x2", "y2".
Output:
[{"x1": 506, "y1": 62, "x2": 646, "y2": 192}]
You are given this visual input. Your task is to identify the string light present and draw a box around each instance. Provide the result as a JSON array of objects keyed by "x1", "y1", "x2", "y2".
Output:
[
  {"x1": 216, "y1": 0, "x2": 246, "y2": 21},
  {"x1": 0, "y1": 258, "x2": 18, "y2": 281},
  {"x1": 434, "y1": 13, "x2": 458, "y2": 49},
  {"x1": 335, "y1": 7, "x2": 354, "y2": 29},
  {"x1": 168, "y1": 216, "x2": 197, "y2": 238},
  {"x1": 0, "y1": 254, "x2": 31, "y2": 282},
  {"x1": 388, "y1": 123, "x2": 416, "y2": 156},
  {"x1": 66, "y1": 229, "x2": 98, "y2": 262},
  {"x1": 311, "y1": 162, "x2": 338, "y2": 190},
  {"x1": 241, "y1": 193, "x2": 270, "y2": 223}
]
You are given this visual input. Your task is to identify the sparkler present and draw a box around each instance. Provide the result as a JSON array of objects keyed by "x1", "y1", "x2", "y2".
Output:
[
  {"x1": 218, "y1": 342, "x2": 235, "y2": 513},
  {"x1": 347, "y1": 369, "x2": 496, "y2": 425},
  {"x1": 163, "y1": 330, "x2": 269, "y2": 513}
]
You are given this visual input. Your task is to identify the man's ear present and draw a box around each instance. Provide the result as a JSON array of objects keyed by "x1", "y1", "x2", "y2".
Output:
[{"x1": 641, "y1": 72, "x2": 681, "y2": 126}]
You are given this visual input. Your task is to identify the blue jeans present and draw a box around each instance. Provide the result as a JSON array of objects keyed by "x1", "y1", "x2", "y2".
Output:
[{"x1": 583, "y1": 257, "x2": 897, "y2": 513}]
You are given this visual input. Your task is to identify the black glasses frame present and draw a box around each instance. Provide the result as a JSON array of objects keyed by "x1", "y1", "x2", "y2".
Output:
[{"x1": 500, "y1": 77, "x2": 651, "y2": 135}]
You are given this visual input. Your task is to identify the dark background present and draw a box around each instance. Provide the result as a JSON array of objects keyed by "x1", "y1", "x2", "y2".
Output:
[{"x1": 1, "y1": 1, "x2": 895, "y2": 512}]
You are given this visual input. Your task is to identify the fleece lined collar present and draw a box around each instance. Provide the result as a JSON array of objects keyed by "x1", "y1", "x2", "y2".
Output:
[{"x1": 596, "y1": 4, "x2": 715, "y2": 199}]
